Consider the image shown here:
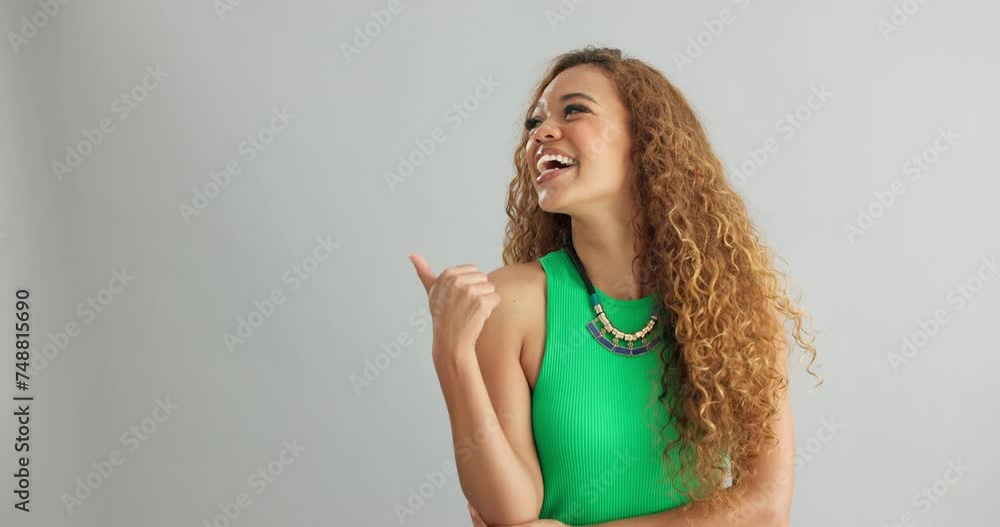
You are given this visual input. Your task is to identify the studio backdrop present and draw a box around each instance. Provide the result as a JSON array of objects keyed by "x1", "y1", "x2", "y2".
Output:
[{"x1": 1, "y1": 1, "x2": 997, "y2": 526}]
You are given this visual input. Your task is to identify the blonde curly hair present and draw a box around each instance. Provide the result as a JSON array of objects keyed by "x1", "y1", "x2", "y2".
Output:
[{"x1": 502, "y1": 46, "x2": 823, "y2": 515}]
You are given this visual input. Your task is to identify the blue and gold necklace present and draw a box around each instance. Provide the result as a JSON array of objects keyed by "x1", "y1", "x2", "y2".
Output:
[{"x1": 564, "y1": 239, "x2": 665, "y2": 357}]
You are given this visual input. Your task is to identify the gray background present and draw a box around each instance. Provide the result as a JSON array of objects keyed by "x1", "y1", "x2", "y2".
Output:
[{"x1": 1, "y1": 0, "x2": 997, "y2": 526}]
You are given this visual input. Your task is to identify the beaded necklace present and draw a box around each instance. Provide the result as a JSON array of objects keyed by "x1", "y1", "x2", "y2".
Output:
[{"x1": 564, "y1": 239, "x2": 665, "y2": 357}]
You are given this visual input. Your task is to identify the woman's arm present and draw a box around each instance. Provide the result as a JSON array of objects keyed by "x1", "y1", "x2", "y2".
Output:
[{"x1": 435, "y1": 265, "x2": 545, "y2": 526}]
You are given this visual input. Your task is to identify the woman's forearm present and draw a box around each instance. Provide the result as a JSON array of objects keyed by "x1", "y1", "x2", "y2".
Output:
[
  {"x1": 433, "y1": 344, "x2": 542, "y2": 525},
  {"x1": 585, "y1": 487, "x2": 782, "y2": 527}
]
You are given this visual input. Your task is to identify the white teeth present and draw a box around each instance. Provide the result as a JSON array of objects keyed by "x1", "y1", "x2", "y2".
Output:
[{"x1": 535, "y1": 153, "x2": 577, "y2": 173}]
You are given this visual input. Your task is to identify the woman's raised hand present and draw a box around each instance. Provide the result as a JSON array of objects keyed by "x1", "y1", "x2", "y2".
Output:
[{"x1": 408, "y1": 253, "x2": 501, "y2": 360}]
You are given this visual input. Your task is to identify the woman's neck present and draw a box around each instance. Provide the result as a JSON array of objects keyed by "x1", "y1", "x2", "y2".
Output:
[{"x1": 569, "y1": 211, "x2": 650, "y2": 300}]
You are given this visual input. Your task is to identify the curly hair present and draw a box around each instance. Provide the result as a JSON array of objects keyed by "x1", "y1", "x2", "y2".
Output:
[{"x1": 502, "y1": 46, "x2": 823, "y2": 516}]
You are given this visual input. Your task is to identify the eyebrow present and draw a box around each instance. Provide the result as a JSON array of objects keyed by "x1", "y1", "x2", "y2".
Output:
[{"x1": 533, "y1": 92, "x2": 599, "y2": 110}]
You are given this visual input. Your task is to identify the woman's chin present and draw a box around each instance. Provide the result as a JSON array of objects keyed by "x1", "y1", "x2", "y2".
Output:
[
  {"x1": 536, "y1": 188, "x2": 570, "y2": 214},
  {"x1": 533, "y1": 168, "x2": 578, "y2": 212}
]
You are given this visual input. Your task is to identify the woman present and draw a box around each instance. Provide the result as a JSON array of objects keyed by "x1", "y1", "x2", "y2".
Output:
[{"x1": 409, "y1": 46, "x2": 820, "y2": 527}]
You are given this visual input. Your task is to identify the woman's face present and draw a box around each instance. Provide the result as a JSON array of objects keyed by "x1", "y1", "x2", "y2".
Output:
[{"x1": 524, "y1": 64, "x2": 634, "y2": 214}]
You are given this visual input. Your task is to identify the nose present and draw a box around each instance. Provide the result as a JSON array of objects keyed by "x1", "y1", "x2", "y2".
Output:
[{"x1": 533, "y1": 118, "x2": 561, "y2": 143}]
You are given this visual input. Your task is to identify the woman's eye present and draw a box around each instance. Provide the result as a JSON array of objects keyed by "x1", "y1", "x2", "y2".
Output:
[{"x1": 524, "y1": 105, "x2": 588, "y2": 131}]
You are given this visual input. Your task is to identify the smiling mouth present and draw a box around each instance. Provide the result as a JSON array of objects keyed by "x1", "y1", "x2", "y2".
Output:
[{"x1": 536, "y1": 164, "x2": 575, "y2": 184}]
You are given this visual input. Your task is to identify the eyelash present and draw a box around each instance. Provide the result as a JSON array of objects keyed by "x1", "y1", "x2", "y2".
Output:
[{"x1": 525, "y1": 104, "x2": 588, "y2": 130}]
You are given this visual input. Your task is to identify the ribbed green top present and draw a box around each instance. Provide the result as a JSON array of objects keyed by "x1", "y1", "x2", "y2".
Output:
[{"x1": 532, "y1": 248, "x2": 692, "y2": 524}]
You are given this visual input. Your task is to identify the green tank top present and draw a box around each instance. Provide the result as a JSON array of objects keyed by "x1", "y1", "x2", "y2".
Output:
[{"x1": 532, "y1": 247, "x2": 693, "y2": 524}]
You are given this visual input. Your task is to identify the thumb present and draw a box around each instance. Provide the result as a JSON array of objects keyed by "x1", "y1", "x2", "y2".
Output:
[{"x1": 408, "y1": 252, "x2": 436, "y2": 293}]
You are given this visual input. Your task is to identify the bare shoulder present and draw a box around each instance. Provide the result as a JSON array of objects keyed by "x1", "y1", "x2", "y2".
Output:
[
  {"x1": 486, "y1": 261, "x2": 546, "y2": 318},
  {"x1": 484, "y1": 261, "x2": 547, "y2": 388}
]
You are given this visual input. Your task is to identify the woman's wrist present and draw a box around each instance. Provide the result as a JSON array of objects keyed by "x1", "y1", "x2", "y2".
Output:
[{"x1": 432, "y1": 337, "x2": 477, "y2": 368}]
